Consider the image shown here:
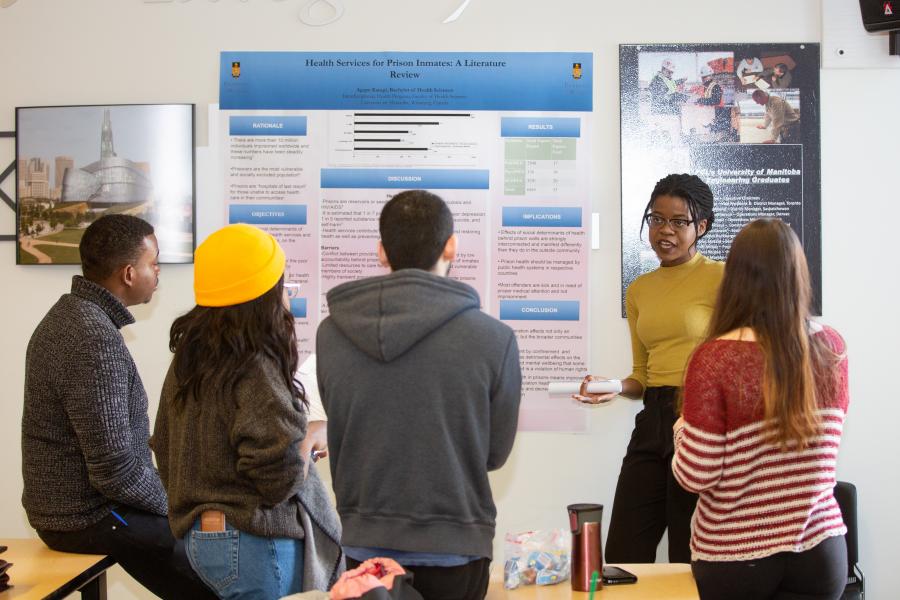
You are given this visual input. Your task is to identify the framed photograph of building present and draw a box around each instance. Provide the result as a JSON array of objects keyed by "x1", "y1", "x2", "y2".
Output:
[{"x1": 15, "y1": 104, "x2": 195, "y2": 264}]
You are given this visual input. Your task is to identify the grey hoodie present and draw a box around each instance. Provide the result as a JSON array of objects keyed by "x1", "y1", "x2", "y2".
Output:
[{"x1": 317, "y1": 269, "x2": 521, "y2": 559}]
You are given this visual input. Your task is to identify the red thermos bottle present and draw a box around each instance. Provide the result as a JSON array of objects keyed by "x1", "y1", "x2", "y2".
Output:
[{"x1": 568, "y1": 503, "x2": 603, "y2": 591}]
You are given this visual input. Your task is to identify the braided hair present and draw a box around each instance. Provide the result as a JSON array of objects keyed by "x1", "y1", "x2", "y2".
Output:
[{"x1": 640, "y1": 173, "x2": 715, "y2": 242}]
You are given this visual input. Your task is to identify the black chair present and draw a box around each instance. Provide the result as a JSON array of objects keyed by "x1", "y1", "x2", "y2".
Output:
[{"x1": 834, "y1": 481, "x2": 864, "y2": 600}]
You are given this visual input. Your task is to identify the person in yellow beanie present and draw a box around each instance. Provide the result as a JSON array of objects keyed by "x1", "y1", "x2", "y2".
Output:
[{"x1": 151, "y1": 223, "x2": 344, "y2": 599}]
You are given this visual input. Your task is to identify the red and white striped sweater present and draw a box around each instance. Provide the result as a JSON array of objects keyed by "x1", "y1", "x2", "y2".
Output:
[{"x1": 672, "y1": 326, "x2": 849, "y2": 562}]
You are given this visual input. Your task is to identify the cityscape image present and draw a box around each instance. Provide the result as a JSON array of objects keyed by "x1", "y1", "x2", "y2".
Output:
[{"x1": 16, "y1": 104, "x2": 194, "y2": 264}]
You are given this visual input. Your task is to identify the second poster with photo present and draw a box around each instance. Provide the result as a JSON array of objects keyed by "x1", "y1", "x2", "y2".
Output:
[{"x1": 619, "y1": 43, "x2": 821, "y2": 313}]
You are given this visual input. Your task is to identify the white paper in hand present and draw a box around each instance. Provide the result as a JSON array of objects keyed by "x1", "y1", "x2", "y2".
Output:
[{"x1": 548, "y1": 380, "x2": 622, "y2": 396}]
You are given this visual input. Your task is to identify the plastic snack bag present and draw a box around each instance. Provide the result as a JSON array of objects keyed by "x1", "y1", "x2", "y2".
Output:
[{"x1": 503, "y1": 529, "x2": 570, "y2": 589}]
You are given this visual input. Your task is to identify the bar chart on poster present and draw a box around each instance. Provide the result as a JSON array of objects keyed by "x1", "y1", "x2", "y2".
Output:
[
  {"x1": 220, "y1": 51, "x2": 594, "y2": 431},
  {"x1": 327, "y1": 111, "x2": 483, "y2": 166}
]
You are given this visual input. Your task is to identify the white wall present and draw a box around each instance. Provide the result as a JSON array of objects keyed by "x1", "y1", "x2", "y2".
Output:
[{"x1": 2, "y1": 1, "x2": 896, "y2": 598}]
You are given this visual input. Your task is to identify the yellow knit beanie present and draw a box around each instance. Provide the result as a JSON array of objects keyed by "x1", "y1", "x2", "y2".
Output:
[{"x1": 194, "y1": 223, "x2": 286, "y2": 307}]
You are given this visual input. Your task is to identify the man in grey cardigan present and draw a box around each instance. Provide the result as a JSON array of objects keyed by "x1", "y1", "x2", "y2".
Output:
[
  {"x1": 22, "y1": 215, "x2": 213, "y2": 599},
  {"x1": 317, "y1": 190, "x2": 522, "y2": 600}
]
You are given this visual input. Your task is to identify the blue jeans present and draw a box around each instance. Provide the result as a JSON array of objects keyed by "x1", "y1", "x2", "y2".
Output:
[{"x1": 185, "y1": 519, "x2": 305, "y2": 600}]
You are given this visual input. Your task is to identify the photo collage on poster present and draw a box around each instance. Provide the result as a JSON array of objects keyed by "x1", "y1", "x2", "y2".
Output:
[{"x1": 620, "y1": 44, "x2": 821, "y2": 313}]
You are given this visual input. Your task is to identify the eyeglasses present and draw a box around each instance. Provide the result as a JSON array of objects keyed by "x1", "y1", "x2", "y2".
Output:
[{"x1": 644, "y1": 214, "x2": 694, "y2": 230}]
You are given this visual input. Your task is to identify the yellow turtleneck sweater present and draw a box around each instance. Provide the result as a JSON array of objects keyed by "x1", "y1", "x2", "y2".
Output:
[{"x1": 625, "y1": 252, "x2": 724, "y2": 389}]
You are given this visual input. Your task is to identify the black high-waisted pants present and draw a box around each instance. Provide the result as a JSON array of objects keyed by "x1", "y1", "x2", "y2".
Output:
[{"x1": 604, "y1": 386, "x2": 697, "y2": 563}]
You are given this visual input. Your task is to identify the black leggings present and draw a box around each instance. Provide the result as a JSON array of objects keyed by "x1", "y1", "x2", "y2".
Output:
[
  {"x1": 605, "y1": 386, "x2": 697, "y2": 563},
  {"x1": 692, "y1": 535, "x2": 847, "y2": 600}
]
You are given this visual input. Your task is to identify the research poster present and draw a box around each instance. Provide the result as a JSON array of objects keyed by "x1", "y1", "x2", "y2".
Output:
[
  {"x1": 220, "y1": 52, "x2": 593, "y2": 431},
  {"x1": 619, "y1": 43, "x2": 822, "y2": 314}
]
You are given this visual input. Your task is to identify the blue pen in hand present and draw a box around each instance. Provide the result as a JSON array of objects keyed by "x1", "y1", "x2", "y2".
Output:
[{"x1": 110, "y1": 510, "x2": 129, "y2": 527}]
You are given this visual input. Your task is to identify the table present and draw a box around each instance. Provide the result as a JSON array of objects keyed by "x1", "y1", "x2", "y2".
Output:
[
  {"x1": 487, "y1": 563, "x2": 698, "y2": 599},
  {"x1": 0, "y1": 538, "x2": 115, "y2": 600}
]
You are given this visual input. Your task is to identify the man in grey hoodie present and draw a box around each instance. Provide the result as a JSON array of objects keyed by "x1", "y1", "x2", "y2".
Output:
[{"x1": 317, "y1": 190, "x2": 521, "y2": 600}]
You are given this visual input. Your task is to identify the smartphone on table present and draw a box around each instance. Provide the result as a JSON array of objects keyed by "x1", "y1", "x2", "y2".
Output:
[{"x1": 602, "y1": 565, "x2": 638, "y2": 585}]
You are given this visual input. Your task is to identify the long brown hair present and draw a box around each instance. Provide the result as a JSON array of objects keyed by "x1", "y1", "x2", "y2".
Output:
[
  {"x1": 706, "y1": 219, "x2": 838, "y2": 448},
  {"x1": 168, "y1": 276, "x2": 306, "y2": 409}
]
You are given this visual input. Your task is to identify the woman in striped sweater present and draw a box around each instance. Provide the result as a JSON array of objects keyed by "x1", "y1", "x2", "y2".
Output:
[{"x1": 672, "y1": 219, "x2": 849, "y2": 600}]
